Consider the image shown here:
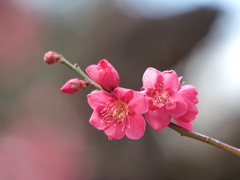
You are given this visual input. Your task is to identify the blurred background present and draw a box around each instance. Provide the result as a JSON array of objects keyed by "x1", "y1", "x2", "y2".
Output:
[{"x1": 0, "y1": 0, "x2": 240, "y2": 179}]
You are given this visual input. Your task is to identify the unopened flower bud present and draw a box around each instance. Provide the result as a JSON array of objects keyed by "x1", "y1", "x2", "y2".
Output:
[
  {"x1": 44, "y1": 51, "x2": 60, "y2": 64},
  {"x1": 60, "y1": 78, "x2": 87, "y2": 94},
  {"x1": 86, "y1": 59, "x2": 120, "y2": 91}
]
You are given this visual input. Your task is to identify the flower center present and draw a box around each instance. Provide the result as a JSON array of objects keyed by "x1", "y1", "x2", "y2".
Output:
[
  {"x1": 152, "y1": 88, "x2": 175, "y2": 110},
  {"x1": 101, "y1": 101, "x2": 129, "y2": 131}
]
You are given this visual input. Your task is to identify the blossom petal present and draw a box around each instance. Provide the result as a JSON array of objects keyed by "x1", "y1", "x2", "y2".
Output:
[
  {"x1": 99, "y1": 59, "x2": 115, "y2": 70},
  {"x1": 167, "y1": 90, "x2": 188, "y2": 117},
  {"x1": 87, "y1": 90, "x2": 110, "y2": 110},
  {"x1": 85, "y1": 65, "x2": 101, "y2": 84},
  {"x1": 128, "y1": 92, "x2": 148, "y2": 114},
  {"x1": 178, "y1": 84, "x2": 198, "y2": 104},
  {"x1": 125, "y1": 114, "x2": 146, "y2": 139},
  {"x1": 114, "y1": 87, "x2": 148, "y2": 114},
  {"x1": 176, "y1": 99, "x2": 198, "y2": 122},
  {"x1": 101, "y1": 71, "x2": 119, "y2": 91},
  {"x1": 89, "y1": 107, "x2": 105, "y2": 130},
  {"x1": 142, "y1": 68, "x2": 163, "y2": 89},
  {"x1": 121, "y1": 89, "x2": 134, "y2": 104},
  {"x1": 174, "y1": 118, "x2": 193, "y2": 131},
  {"x1": 145, "y1": 109, "x2": 171, "y2": 131},
  {"x1": 111, "y1": 87, "x2": 134, "y2": 105},
  {"x1": 162, "y1": 70, "x2": 179, "y2": 90},
  {"x1": 104, "y1": 123, "x2": 125, "y2": 139}
]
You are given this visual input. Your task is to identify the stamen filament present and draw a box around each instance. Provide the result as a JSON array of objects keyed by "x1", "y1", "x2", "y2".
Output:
[{"x1": 101, "y1": 101, "x2": 129, "y2": 131}]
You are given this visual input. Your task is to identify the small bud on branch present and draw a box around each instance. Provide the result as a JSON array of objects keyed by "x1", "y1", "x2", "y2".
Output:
[
  {"x1": 60, "y1": 78, "x2": 87, "y2": 94},
  {"x1": 44, "y1": 51, "x2": 60, "y2": 64}
]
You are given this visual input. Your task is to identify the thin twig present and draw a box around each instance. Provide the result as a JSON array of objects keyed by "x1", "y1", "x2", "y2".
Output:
[
  {"x1": 168, "y1": 122, "x2": 240, "y2": 157},
  {"x1": 58, "y1": 55, "x2": 103, "y2": 90}
]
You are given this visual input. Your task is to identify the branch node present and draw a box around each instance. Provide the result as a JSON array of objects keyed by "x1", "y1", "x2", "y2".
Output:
[{"x1": 74, "y1": 63, "x2": 79, "y2": 68}]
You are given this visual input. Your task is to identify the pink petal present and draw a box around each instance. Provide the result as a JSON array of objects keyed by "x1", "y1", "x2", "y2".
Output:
[
  {"x1": 113, "y1": 88, "x2": 148, "y2": 114},
  {"x1": 89, "y1": 108, "x2": 105, "y2": 130},
  {"x1": 142, "y1": 68, "x2": 163, "y2": 89},
  {"x1": 99, "y1": 59, "x2": 114, "y2": 70},
  {"x1": 113, "y1": 87, "x2": 132, "y2": 102},
  {"x1": 178, "y1": 84, "x2": 198, "y2": 104},
  {"x1": 125, "y1": 114, "x2": 146, "y2": 139},
  {"x1": 104, "y1": 122, "x2": 125, "y2": 139},
  {"x1": 146, "y1": 99, "x2": 160, "y2": 111},
  {"x1": 176, "y1": 99, "x2": 198, "y2": 122},
  {"x1": 98, "y1": 59, "x2": 109, "y2": 68},
  {"x1": 101, "y1": 60, "x2": 120, "y2": 79},
  {"x1": 60, "y1": 78, "x2": 86, "y2": 94},
  {"x1": 127, "y1": 91, "x2": 148, "y2": 114},
  {"x1": 101, "y1": 71, "x2": 119, "y2": 91},
  {"x1": 87, "y1": 90, "x2": 110, "y2": 110},
  {"x1": 145, "y1": 109, "x2": 171, "y2": 131},
  {"x1": 121, "y1": 89, "x2": 134, "y2": 104},
  {"x1": 167, "y1": 90, "x2": 188, "y2": 117},
  {"x1": 174, "y1": 118, "x2": 193, "y2": 131},
  {"x1": 162, "y1": 70, "x2": 180, "y2": 90},
  {"x1": 85, "y1": 65, "x2": 101, "y2": 84},
  {"x1": 60, "y1": 81, "x2": 76, "y2": 94}
]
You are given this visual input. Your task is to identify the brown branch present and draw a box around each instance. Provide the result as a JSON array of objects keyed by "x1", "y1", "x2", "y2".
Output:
[{"x1": 168, "y1": 122, "x2": 240, "y2": 157}]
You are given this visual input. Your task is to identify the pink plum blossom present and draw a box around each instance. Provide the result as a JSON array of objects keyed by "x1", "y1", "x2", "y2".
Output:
[
  {"x1": 87, "y1": 87, "x2": 148, "y2": 140},
  {"x1": 142, "y1": 68, "x2": 196, "y2": 131},
  {"x1": 86, "y1": 59, "x2": 120, "y2": 91}
]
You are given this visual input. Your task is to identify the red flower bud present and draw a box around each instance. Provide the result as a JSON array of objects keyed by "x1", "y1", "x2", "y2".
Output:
[
  {"x1": 60, "y1": 78, "x2": 87, "y2": 94},
  {"x1": 44, "y1": 51, "x2": 60, "y2": 64},
  {"x1": 86, "y1": 59, "x2": 120, "y2": 91}
]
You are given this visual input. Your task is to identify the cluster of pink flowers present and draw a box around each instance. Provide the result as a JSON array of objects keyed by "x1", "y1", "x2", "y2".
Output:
[
  {"x1": 141, "y1": 68, "x2": 198, "y2": 131},
  {"x1": 61, "y1": 59, "x2": 198, "y2": 140}
]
